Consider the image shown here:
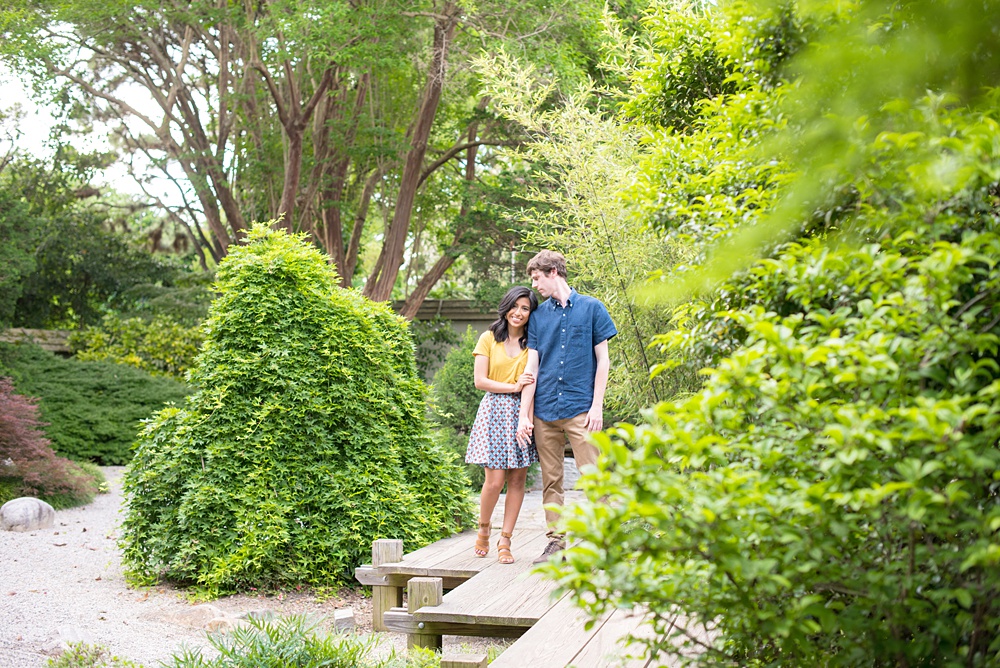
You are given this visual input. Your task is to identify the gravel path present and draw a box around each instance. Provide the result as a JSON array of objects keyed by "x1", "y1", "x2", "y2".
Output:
[
  {"x1": 0, "y1": 468, "x2": 383, "y2": 667},
  {"x1": 0, "y1": 465, "x2": 579, "y2": 667}
]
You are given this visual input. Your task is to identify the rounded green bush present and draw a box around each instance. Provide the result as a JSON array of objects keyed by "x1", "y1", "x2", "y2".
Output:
[
  {"x1": 120, "y1": 224, "x2": 472, "y2": 594},
  {"x1": 0, "y1": 343, "x2": 191, "y2": 465}
]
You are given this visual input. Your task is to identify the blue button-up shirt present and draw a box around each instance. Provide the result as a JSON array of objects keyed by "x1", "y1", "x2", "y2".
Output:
[{"x1": 527, "y1": 289, "x2": 617, "y2": 422}]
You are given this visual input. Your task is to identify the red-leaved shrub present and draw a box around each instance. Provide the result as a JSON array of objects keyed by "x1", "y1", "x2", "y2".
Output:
[{"x1": 0, "y1": 377, "x2": 98, "y2": 506}]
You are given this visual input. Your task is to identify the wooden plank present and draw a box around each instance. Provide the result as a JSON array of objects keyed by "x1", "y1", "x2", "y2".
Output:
[
  {"x1": 487, "y1": 594, "x2": 606, "y2": 667},
  {"x1": 355, "y1": 566, "x2": 466, "y2": 590},
  {"x1": 441, "y1": 654, "x2": 488, "y2": 668},
  {"x1": 569, "y1": 608, "x2": 658, "y2": 668},
  {"x1": 382, "y1": 609, "x2": 528, "y2": 639},
  {"x1": 491, "y1": 596, "x2": 695, "y2": 668},
  {"x1": 414, "y1": 551, "x2": 559, "y2": 626},
  {"x1": 378, "y1": 528, "x2": 548, "y2": 580}
]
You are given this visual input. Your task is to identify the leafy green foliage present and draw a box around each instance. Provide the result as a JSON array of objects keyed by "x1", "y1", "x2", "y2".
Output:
[
  {"x1": 477, "y1": 50, "x2": 698, "y2": 419},
  {"x1": 0, "y1": 376, "x2": 102, "y2": 508},
  {"x1": 543, "y1": 1, "x2": 1000, "y2": 667},
  {"x1": 46, "y1": 642, "x2": 140, "y2": 668},
  {"x1": 162, "y1": 615, "x2": 378, "y2": 668},
  {"x1": 0, "y1": 343, "x2": 190, "y2": 465},
  {"x1": 13, "y1": 211, "x2": 175, "y2": 328},
  {"x1": 0, "y1": 187, "x2": 39, "y2": 328},
  {"x1": 114, "y1": 281, "x2": 215, "y2": 327},
  {"x1": 410, "y1": 315, "x2": 461, "y2": 381},
  {"x1": 620, "y1": 7, "x2": 739, "y2": 131},
  {"x1": 120, "y1": 225, "x2": 472, "y2": 596},
  {"x1": 71, "y1": 314, "x2": 203, "y2": 381}
]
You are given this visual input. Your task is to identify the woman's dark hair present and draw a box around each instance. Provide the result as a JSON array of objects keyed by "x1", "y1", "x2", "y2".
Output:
[{"x1": 489, "y1": 286, "x2": 538, "y2": 349}]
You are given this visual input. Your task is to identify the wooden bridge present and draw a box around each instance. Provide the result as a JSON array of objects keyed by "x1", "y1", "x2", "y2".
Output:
[{"x1": 355, "y1": 494, "x2": 695, "y2": 667}]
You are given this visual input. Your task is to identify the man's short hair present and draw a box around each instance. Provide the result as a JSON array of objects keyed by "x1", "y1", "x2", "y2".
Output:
[{"x1": 527, "y1": 250, "x2": 567, "y2": 278}]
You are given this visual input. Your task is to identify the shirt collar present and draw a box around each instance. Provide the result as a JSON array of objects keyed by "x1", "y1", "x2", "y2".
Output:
[{"x1": 550, "y1": 288, "x2": 577, "y2": 309}]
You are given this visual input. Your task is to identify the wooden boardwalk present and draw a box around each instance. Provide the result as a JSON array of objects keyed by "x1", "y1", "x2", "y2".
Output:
[{"x1": 354, "y1": 490, "x2": 690, "y2": 666}]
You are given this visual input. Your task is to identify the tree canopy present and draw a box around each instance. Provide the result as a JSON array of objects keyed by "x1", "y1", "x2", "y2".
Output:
[{"x1": 1, "y1": 0, "x2": 620, "y2": 309}]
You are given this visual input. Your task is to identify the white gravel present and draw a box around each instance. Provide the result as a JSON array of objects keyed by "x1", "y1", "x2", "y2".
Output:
[
  {"x1": 0, "y1": 467, "x2": 220, "y2": 666},
  {"x1": 0, "y1": 463, "x2": 579, "y2": 667},
  {"x1": 0, "y1": 468, "x2": 392, "y2": 667}
]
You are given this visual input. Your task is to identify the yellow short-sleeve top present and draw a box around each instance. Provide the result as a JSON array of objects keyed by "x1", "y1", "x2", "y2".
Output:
[{"x1": 473, "y1": 330, "x2": 529, "y2": 384}]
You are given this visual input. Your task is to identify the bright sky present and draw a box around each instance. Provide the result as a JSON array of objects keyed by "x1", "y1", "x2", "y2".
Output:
[{"x1": 1, "y1": 63, "x2": 180, "y2": 206}]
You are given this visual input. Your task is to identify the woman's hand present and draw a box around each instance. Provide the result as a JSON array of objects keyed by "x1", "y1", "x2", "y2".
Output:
[{"x1": 513, "y1": 372, "x2": 535, "y2": 393}]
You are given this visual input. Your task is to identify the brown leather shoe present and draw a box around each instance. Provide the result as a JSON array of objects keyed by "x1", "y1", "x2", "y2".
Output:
[{"x1": 532, "y1": 539, "x2": 565, "y2": 564}]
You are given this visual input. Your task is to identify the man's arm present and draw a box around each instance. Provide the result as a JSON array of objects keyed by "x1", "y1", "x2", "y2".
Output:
[
  {"x1": 585, "y1": 339, "x2": 610, "y2": 432},
  {"x1": 516, "y1": 349, "x2": 539, "y2": 445}
]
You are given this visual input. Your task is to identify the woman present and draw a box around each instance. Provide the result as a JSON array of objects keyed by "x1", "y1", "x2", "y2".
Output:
[{"x1": 466, "y1": 286, "x2": 539, "y2": 564}]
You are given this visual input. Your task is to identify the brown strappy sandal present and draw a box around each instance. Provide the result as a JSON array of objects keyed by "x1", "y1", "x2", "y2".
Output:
[
  {"x1": 497, "y1": 531, "x2": 514, "y2": 564},
  {"x1": 474, "y1": 522, "x2": 491, "y2": 557}
]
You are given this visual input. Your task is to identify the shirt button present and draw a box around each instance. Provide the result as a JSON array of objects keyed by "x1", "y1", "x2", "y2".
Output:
[{"x1": 558, "y1": 377, "x2": 562, "y2": 381}]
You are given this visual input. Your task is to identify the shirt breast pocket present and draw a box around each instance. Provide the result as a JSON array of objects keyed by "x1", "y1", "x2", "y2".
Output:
[{"x1": 568, "y1": 325, "x2": 589, "y2": 347}]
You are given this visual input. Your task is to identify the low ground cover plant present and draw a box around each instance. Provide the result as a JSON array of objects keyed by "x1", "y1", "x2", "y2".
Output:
[
  {"x1": 120, "y1": 225, "x2": 471, "y2": 596},
  {"x1": 0, "y1": 343, "x2": 190, "y2": 464},
  {"x1": 71, "y1": 313, "x2": 203, "y2": 381}
]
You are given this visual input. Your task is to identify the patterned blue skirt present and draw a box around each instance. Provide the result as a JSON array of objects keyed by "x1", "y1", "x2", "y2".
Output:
[{"x1": 465, "y1": 392, "x2": 539, "y2": 470}]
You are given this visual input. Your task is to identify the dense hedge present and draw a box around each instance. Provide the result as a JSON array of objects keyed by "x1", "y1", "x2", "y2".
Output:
[
  {"x1": 120, "y1": 224, "x2": 472, "y2": 595},
  {"x1": 0, "y1": 343, "x2": 191, "y2": 465}
]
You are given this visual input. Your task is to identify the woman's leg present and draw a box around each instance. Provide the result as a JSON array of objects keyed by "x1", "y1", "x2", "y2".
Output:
[
  {"x1": 475, "y1": 468, "x2": 506, "y2": 556},
  {"x1": 497, "y1": 467, "x2": 528, "y2": 559}
]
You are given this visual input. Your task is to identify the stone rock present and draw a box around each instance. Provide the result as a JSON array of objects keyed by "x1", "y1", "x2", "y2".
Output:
[
  {"x1": 40, "y1": 625, "x2": 95, "y2": 655},
  {"x1": 205, "y1": 617, "x2": 237, "y2": 633},
  {"x1": 1, "y1": 497, "x2": 55, "y2": 532},
  {"x1": 165, "y1": 603, "x2": 226, "y2": 628},
  {"x1": 332, "y1": 608, "x2": 355, "y2": 632},
  {"x1": 239, "y1": 608, "x2": 277, "y2": 621}
]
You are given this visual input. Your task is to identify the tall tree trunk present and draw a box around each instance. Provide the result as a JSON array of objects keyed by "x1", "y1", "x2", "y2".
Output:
[
  {"x1": 343, "y1": 166, "x2": 384, "y2": 285},
  {"x1": 400, "y1": 100, "x2": 483, "y2": 318},
  {"x1": 317, "y1": 73, "x2": 370, "y2": 279},
  {"x1": 363, "y1": 5, "x2": 459, "y2": 301}
]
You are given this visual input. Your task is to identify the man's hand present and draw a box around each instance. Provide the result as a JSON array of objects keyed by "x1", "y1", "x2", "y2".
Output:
[
  {"x1": 516, "y1": 415, "x2": 533, "y2": 446},
  {"x1": 584, "y1": 406, "x2": 603, "y2": 432}
]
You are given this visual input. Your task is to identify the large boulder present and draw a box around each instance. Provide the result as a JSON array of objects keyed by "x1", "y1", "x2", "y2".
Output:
[{"x1": 0, "y1": 497, "x2": 55, "y2": 532}]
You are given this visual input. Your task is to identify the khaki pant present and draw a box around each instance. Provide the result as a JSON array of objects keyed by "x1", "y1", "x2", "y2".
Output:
[{"x1": 534, "y1": 412, "x2": 598, "y2": 541}]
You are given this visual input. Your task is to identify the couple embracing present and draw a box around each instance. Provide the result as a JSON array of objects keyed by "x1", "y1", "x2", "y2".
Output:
[{"x1": 465, "y1": 250, "x2": 617, "y2": 565}]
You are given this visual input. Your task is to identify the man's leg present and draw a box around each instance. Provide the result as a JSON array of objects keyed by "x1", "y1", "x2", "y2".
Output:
[
  {"x1": 563, "y1": 413, "x2": 599, "y2": 476},
  {"x1": 533, "y1": 417, "x2": 566, "y2": 541}
]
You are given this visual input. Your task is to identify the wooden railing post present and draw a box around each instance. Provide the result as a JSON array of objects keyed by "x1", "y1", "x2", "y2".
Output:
[
  {"x1": 407, "y1": 576, "x2": 443, "y2": 650},
  {"x1": 371, "y1": 539, "x2": 403, "y2": 632}
]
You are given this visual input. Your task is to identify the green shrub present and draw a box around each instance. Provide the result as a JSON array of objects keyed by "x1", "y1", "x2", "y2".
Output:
[
  {"x1": 115, "y1": 281, "x2": 215, "y2": 327},
  {"x1": 0, "y1": 376, "x2": 102, "y2": 508},
  {"x1": 120, "y1": 224, "x2": 472, "y2": 596},
  {"x1": 0, "y1": 187, "x2": 39, "y2": 328},
  {"x1": 163, "y1": 615, "x2": 377, "y2": 667},
  {"x1": 46, "y1": 642, "x2": 139, "y2": 668},
  {"x1": 71, "y1": 313, "x2": 203, "y2": 381},
  {"x1": 0, "y1": 343, "x2": 191, "y2": 464}
]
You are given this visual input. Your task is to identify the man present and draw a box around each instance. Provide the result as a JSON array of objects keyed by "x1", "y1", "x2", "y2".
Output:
[{"x1": 516, "y1": 250, "x2": 617, "y2": 564}]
